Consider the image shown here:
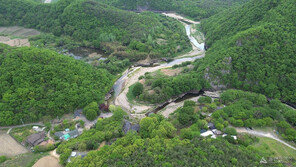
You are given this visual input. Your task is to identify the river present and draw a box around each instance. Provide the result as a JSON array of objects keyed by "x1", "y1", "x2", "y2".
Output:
[{"x1": 113, "y1": 13, "x2": 205, "y2": 117}]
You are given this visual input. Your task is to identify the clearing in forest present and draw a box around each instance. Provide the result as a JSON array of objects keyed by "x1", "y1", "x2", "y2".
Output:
[{"x1": 0, "y1": 130, "x2": 28, "y2": 156}]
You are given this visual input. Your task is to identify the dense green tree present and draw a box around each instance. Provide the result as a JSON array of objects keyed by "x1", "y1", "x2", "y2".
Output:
[
  {"x1": 0, "y1": 44, "x2": 112, "y2": 125},
  {"x1": 0, "y1": 0, "x2": 191, "y2": 59},
  {"x1": 198, "y1": 96, "x2": 212, "y2": 104},
  {"x1": 84, "y1": 102, "x2": 99, "y2": 121},
  {"x1": 101, "y1": 0, "x2": 248, "y2": 21},
  {"x1": 199, "y1": 0, "x2": 296, "y2": 105},
  {"x1": 132, "y1": 82, "x2": 144, "y2": 97}
]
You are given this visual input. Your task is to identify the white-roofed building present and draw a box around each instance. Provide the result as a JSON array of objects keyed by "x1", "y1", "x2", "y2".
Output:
[{"x1": 201, "y1": 130, "x2": 214, "y2": 137}]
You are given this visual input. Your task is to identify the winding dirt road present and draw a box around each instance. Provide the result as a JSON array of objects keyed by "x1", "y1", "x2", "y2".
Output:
[
  {"x1": 236, "y1": 128, "x2": 296, "y2": 151},
  {"x1": 114, "y1": 14, "x2": 205, "y2": 118}
]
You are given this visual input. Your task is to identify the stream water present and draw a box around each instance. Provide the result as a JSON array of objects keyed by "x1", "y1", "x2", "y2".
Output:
[
  {"x1": 112, "y1": 18, "x2": 205, "y2": 97},
  {"x1": 113, "y1": 70, "x2": 129, "y2": 97},
  {"x1": 185, "y1": 25, "x2": 204, "y2": 50},
  {"x1": 62, "y1": 47, "x2": 108, "y2": 61}
]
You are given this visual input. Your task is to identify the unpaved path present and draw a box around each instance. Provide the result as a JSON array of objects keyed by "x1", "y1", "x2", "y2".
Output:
[
  {"x1": 50, "y1": 149, "x2": 60, "y2": 159},
  {"x1": 44, "y1": 0, "x2": 52, "y2": 3},
  {"x1": 163, "y1": 13, "x2": 200, "y2": 24},
  {"x1": 236, "y1": 128, "x2": 296, "y2": 151},
  {"x1": 33, "y1": 155, "x2": 61, "y2": 167},
  {"x1": 160, "y1": 96, "x2": 202, "y2": 118},
  {"x1": 0, "y1": 122, "x2": 44, "y2": 130},
  {"x1": 114, "y1": 53, "x2": 204, "y2": 115},
  {"x1": 114, "y1": 13, "x2": 205, "y2": 118}
]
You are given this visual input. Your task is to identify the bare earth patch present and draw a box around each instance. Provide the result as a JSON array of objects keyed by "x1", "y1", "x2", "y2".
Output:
[
  {"x1": 160, "y1": 96, "x2": 201, "y2": 118},
  {"x1": 33, "y1": 156, "x2": 61, "y2": 167},
  {"x1": 0, "y1": 36, "x2": 30, "y2": 47},
  {"x1": 162, "y1": 13, "x2": 200, "y2": 24},
  {"x1": 0, "y1": 131, "x2": 28, "y2": 156},
  {"x1": 161, "y1": 68, "x2": 182, "y2": 76}
]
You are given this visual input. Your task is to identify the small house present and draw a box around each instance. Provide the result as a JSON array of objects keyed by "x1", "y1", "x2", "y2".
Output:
[
  {"x1": 208, "y1": 122, "x2": 216, "y2": 130},
  {"x1": 200, "y1": 129, "x2": 207, "y2": 133},
  {"x1": 63, "y1": 134, "x2": 71, "y2": 140},
  {"x1": 99, "y1": 104, "x2": 109, "y2": 112},
  {"x1": 71, "y1": 152, "x2": 77, "y2": 157},
  {"x1": 211, "y1": 135, "x2": 217, "y2": 139},
  {"x1": 212, "y1": 129, "x2": 223, "y2": 135},
  {"x1": 68, "y1": 129, "x2": 79, "y2": 139},
  {"x1": 32, "y1": 126, "x2": 45, "y2": 132},
  {"x1": 26, "y1": 132, "x2": 45, "y2": 147},
  {"x1": 123, "y1": 120, "x2": 140, "y2": 134},
  {"x1": 54, "y1": 132, "x2": 64, "y2": 139},
  {"x1": 231, "y1": 135, "x2": 237, "y2": 140},
  {"x1": 74, "y1": 109, "x2": 83, "y2": 118},
  {"x1": 201, "y1": 130, "x2": 214, "y2": 137}
]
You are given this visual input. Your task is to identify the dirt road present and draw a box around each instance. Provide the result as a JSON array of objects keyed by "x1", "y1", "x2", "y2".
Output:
[
  {"x1": 236, "y1": 128, "x2": 296, "y2": 151},
  {"x1": 162, "y1": 13, "x2": 200, "y2": 24},
  {"x1": 33, "y1": 156, "x2": 61, "y2": 167},
  {"x1": 114, "y1": 13, "x2": 205, "y2": 118},
  {"x1": 0, "y1": 123, "x2": 44, "y2": 131}
]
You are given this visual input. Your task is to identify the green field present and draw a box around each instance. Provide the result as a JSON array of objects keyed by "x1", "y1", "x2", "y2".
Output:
[
  {"x1": 254, "y1": 137, "x2": 296, "y2": 165},
  {"x1": 0, "y1": 153, "x2": 47, "y2": 167},
  {"x1": 10, "y1": 126, "x2": 36, "y2": 143}
]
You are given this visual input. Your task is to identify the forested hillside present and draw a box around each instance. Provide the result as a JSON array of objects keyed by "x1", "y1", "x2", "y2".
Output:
[
  {"x1": 58, "y1": 90, "x2": 296, "y2": 166},
  {"x1": 0, "y1": 44, "x2": 113, "y2": 126},
  {"x1": 97, "y1": 0, "x2": 248, "y2": 20},
  {"x1": 199, "y1": 0, "x2": 296, "y2": 104},
  {"x1": 0, "y1": 0, "x2": 190, "y2": 59}
]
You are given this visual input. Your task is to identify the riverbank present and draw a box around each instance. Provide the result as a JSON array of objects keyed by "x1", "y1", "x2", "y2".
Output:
[{"x1": 113, "y1": 13, "x2": 205, "y2": 119}]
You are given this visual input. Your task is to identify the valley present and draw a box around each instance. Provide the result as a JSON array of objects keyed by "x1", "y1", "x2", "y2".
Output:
[
  {"x1": 114, "y1": 13, "x2": 205, "y2": 118},
  {"x1": 0, "y1": 0, "x2": 295, "y2": 167}
]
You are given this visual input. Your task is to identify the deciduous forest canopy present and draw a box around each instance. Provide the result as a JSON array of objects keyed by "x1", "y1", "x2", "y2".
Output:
[
  {"x1": 199, "y1": 0, "x2": 296, "y2": 105},
  {"x1": 0, "y1": 0, "x2": 295, "y2": 166},
  {"x1": 96, "y1": 0, "x2": 248, "y2": 20},
  {"x1": 0, "y1": 44, "x2": 112, "y2": 126},
  {"x1": 0, "y1": 0, "x2": 191, "y2": 59}
]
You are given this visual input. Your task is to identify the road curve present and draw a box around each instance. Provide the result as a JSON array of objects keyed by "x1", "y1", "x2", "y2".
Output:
[
  {"x1": 114, "y1": 13, "x2": 205, "y2": 117},
  {"x1": 236, "y1": 128, "x2": 296, "y2": 151}
]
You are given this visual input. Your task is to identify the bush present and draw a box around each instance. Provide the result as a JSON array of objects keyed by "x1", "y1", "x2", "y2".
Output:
[
  {"x1": 198, "y1": 96, "x2": 212, "y2": 104},
  {"x1": 34, "y1": 144, "x2": 55, "y2": 152},
  {"x1": 85, "y1": 109, "x2": 97, "y2": 121},
  {"x1": 84, "y1": 102, "x2": 99, "y2": 121},
  {"x1": 225, "y1": 127, "x2": 237, "y2": 135},
  {"x1": 132, "y1": 82, "x2": 144, "y2": 96},
  {"x1": 0, "y1": 156, "x2": 8, "y2": 163},
  {"x1": 184, "y1": 100, "x2": 196, "y2": 107}
]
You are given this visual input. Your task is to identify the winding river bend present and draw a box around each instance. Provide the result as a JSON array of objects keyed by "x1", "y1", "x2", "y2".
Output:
[{"x1": 113, "y1": 13, "x2": 205, "y2": 118}]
